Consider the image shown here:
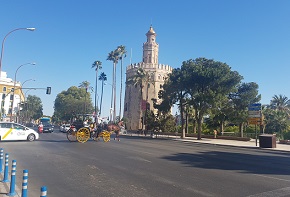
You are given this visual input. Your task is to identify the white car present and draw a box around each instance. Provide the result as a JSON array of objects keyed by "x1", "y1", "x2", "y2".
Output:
[
  {"x1": 0, "y1": 122, "x2": 39, "y2": 142},
  {"x1": 60, "y1": 124, "x2": 71, "y2": 133}
]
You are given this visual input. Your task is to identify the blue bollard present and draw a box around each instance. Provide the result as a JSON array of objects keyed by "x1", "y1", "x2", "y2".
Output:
[
  {"x1": 2, "y1": 153, "x2": 9, "y2": 182},
  {"x1": 7, "y1": 160, "x2": 17, "y2": 196},
  {"x1": 40, "y1": 186, "x2": 47, "y2": 197},
  {"x1": 0, "y1": 148, "x2": 3, "y2": 173},
  {"x1": 21, "y1": 169, "x2": 28, "y2": 197}
]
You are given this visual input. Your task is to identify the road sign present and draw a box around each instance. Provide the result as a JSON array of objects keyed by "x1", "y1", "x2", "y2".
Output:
[
  {"x1": 248, "y1": 103, "x2": 261, "y2": 111},
  {"x1": 248, "y1": 120, "x2": 262, "y2": 125},
  {"x1": 248, "y1": 111, "x2": 260, "y2": 115},
  {"x1": 248, "y1": 111, "x2": 261, "y2": 118},
  {"x1": 248, "y1": 117, "x2": 261, "y2": 121}
]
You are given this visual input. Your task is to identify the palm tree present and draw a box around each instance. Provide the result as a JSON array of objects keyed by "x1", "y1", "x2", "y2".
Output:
[
  {"x1": 116, "y1": 45, "x2": 127, "y2": 120},
  {"x1": 98, "y1": 72, "x2": 107, "y2": 117},
  {"x1": 107, "y1": 50, "x2": 119, "y2": 122},
  {"x1": 270, "y1": 94, "x2": 290, "y2": 115},
  {"x1": 78, "y1": 81, "x2": 91, "y2": 114},
  {"x1": 92, "y1": 60, "x2": 102, "y2": 122}
]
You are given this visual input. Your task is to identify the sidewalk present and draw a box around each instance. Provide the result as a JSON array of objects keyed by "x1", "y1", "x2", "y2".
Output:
[
  {"x1": 155, "y1": 134, "x2": 290, "y2": 152},
  {"x1": 127, "y1": 132, "x2": 290, "y2": 152},
  {"x1": 0, "y1": 172, "x2": 21, "y2": 197}
]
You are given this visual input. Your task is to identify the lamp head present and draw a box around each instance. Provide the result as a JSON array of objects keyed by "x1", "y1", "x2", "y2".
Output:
[{"x1": 26, "y1": 28, "x2": 36, "y2": 31}]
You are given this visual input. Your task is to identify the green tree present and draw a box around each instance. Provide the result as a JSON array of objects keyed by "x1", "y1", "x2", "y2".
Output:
[
  {"x1": 78, "y1": 81, "x2": 92, "y2": 114},
  {"x1": 270, "y1": 94, "x2": 290, "y2": 116},
  {"x1": 183, "y1": 58, "x2": 242, "y2": 140},
  {"x1": 98, "y1": 72, "x2": 107, "y2": 116},
  {"x1": 107, "y1": 50, "x2": 119, "y2": 122},
  {"x1": 22, "y1": 95, "x2": 43, "y2": 122},
  {"x1": 229, "y1": 82, "x2": 261, "y2": 136},
  {"x1": 116, "y1": 45, "x2": 126, "y2": 120},
  {"x1": 159, "y1": 68, "x2": 189, "y2": 138},
  {"x1": 92, "y1": 60, "x2": 102, "y2": 121},
  {"x1": 54, "y1": 86, "x2": 93, "y2": 121},
  {"x1": 264, "y1": 109, "x2": 288, "y2": 138}
]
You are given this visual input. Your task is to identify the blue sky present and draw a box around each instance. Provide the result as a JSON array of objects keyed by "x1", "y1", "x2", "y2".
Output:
[{"x1": 1, "y1": 0, "x2": 290, "y2": 118}]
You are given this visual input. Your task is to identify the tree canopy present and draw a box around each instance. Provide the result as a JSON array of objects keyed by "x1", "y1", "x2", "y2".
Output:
[{"x1": 53, "y1": 86, "x2": 93, "y2": 122}]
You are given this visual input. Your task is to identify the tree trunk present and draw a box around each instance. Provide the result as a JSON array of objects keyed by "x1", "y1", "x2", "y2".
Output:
[
  {"x1": 110, "y1": 64, "x2": 114, "y2": 122},
  {"x1": 185, "y1": 107, "x2": 188, "y2": 134},
  {"x1": 180, "y1": 94, "x2": 185, "y2": 139},
  {"x1": 192, "y1": 119, "x2": 197, "y2": 133},
  {"x1": 113, "y1": 62, "x2": 117, "y2": 122},
  {"x1": 119, "y1": 57, "x2": 123, "y2": 120},
  {"x1": 239, "y1": 122, "x2": 244, "y2": 137},
  {"x1": 220, "y1": 121, "x2": 224, "y2": 135},
  {"x1": 95, "y1": 69, "x2": 98, "y2": 123},
  {"x1": 196, "y1": 111, "x2": 203, "y2": 140},
  {"x1": 99, "y1": 80, "x2": 104, "y2": 116}
]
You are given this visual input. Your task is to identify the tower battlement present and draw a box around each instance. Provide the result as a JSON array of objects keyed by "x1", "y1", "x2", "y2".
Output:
[{"x1": 126, "y1": 63, "x2": 172, "y2": 72}]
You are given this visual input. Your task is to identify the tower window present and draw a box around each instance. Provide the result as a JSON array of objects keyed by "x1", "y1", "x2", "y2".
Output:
[
  {"x1": 160, "y1": 84, "x2": 163, "y2": 89},
  {"x1": 3, "y1": 87, "x2": 6, "y2": 92}
]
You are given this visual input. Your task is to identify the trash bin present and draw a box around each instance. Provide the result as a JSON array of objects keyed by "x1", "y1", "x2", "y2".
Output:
[{"x1": 259, "y1": 134, "x2": 276, "y2": 148}]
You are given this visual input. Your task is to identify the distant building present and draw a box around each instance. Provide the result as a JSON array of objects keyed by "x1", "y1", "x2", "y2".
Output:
[
  {"x1": 123, "y1": 26, "x2": 172, "y2": 130},
  {"x1": 0, "y1": 71, "x2": 24, "y2": 121}
]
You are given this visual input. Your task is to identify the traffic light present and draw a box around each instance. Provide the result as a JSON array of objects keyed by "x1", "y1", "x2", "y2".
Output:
[{"x1": 46, "y1": 87, "x2": 51, "y2": 94}]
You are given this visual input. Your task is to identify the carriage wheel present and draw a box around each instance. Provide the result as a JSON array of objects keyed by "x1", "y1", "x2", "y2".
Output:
[
  {"x1": 102, "y1": 131, "x2": 111, "y2": 142},
  {"x1": 76, "y1": 127, "x2": 90, "y2": 143},
  {"x1": 67, "y1": 128, "x2": 77, "y2": 142}
]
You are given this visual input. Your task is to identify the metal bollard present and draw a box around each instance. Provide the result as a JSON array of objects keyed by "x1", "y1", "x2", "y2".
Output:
[
  {"x1": 2, "y1": 153, "x2": 9, "y2": 182},
  {"x1": 21, "y1": 169, "x2": 28, "y2": 197},
  {"x1": 40, "y1": 186, "x2": 47, "y2": 197},
  {"x1": 7, "y1": 160, "x2": 17, "y2": 196},
  {"x1": 0, "y1": 148, "x2": 3, "y2": 173}
]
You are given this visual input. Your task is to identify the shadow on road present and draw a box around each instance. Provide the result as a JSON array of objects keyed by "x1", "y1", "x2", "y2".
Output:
[{"x1": 162, "y1": 150, "x2": 290, "y2": 175}]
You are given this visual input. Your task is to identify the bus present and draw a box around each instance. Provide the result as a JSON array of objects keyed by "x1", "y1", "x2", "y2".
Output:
[{"x1": 39, "y1": 117, "x2": 51, "y2": 124}]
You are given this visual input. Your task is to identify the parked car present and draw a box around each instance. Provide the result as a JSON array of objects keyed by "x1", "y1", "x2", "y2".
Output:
[
  {"x1": 60, "y1": 124, "x2": 70, "y2": 133},
  {"x1": 0, "y1": 122, "x2": 39, "y2": 141},
  {"x1": 42, "y1": 123, "x2": 54, "y2": 133}
]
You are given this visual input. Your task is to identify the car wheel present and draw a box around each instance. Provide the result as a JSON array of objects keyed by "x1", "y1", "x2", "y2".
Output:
[{"x1": 27, "y1": 134, "x2": 36, "y2": 142}]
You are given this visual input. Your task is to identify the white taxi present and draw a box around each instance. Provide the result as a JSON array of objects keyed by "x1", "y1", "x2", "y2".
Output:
[{"x1": 0, "y1": 122, "x2": 39, "y2": 142}]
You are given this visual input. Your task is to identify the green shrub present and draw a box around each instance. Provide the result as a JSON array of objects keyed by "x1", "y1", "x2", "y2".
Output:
[
  {"x1": 224, "y1": 126, "x2": 239, "y2": 133},
  {"x1": 283, "y1": 131, "x2": 290, "y2": 140}
]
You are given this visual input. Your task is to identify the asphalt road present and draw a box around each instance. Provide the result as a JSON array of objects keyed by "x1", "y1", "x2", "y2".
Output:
[{"x1": 1, "y1": 129, "x2": 290, "y2": 197}]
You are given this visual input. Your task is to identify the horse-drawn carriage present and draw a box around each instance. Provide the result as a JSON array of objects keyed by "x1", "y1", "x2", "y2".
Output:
[{"x1": 66, "y1": 114, "x2": 123, "y2": 143}]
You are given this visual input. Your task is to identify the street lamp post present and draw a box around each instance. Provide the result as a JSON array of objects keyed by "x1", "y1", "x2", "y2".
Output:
[
  {"x1": 10, "y1": 63, "x2": 36, "y2": 122},
  {"x1": 0, "y1": 27, "x2": 36, "y2": 78},
  {"x1": 21, "y1": 79, "x2": 35, "y2": 100}
]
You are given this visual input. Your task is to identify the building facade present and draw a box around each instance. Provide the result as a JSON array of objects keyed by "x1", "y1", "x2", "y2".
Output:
[
  {"x1": 0, "y1": 71, "x2": 24, "y2": 121},
  {"x1": 123, "y1": 26, "x2": 172, "y2": 130}
]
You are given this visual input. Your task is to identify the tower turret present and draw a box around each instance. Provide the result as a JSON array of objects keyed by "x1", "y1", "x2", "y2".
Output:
[{"x1": 143, "y1": 26, "x2": 159, "y2": 64}]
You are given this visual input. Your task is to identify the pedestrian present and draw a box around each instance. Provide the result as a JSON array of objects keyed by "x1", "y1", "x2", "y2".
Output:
[{"x1": 38, "y1": 122, "x2": 43, "y2": 133}]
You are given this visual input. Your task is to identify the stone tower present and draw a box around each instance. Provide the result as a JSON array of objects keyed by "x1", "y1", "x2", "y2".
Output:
[{"x1": 123, "y1": 26, "x2": 172, "y2": 130}]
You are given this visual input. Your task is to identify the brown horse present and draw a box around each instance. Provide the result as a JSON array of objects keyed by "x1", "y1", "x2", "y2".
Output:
[{"x1": 107, "y1": 121, "x2": 124, "y2": 141}]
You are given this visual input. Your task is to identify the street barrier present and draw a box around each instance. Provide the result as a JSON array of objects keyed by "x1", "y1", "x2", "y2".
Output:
[
  {"x1": 40, "y1": 186, "x2": 47, "y2": 197},
  {"x1": 2, "y1": 153, "x2": 9, "y2": 182},
  {"x1": 0, "y1": 148, "x2": 3, "y2": 173},
  {"x1": 7, "y1": 159, "x2": 17, "y2": 196},
  {"x1": 0, "y1": 148, "x2": 47, "y2": 196},
  {"x1": 22, "y1": 169, "x2": 28, "y2": 197}
]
